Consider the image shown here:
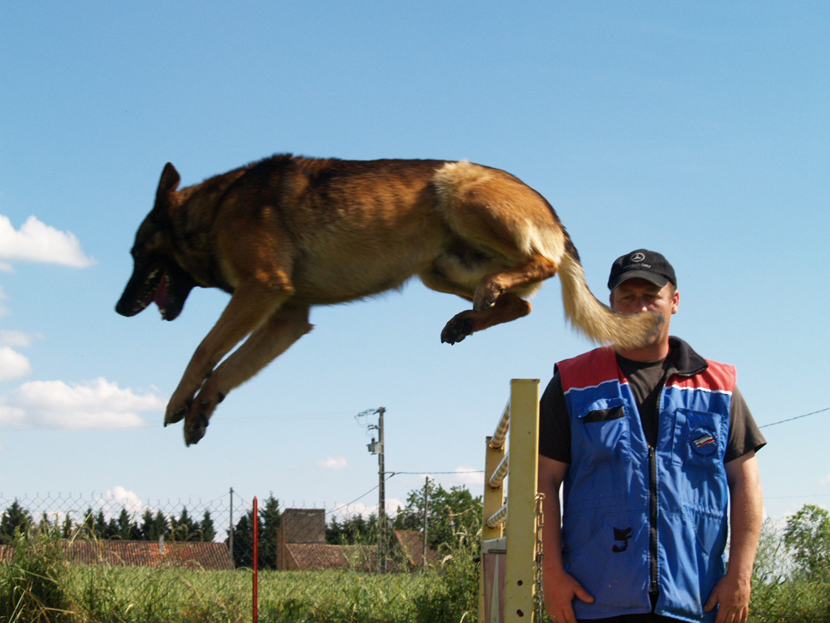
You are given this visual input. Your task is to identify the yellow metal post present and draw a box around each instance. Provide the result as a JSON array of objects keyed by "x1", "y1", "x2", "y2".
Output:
[
  {"x1": 503, "y1": 379, "x2": 540, "y2": 622},
  {"x1": 479, "y1": 431, "x2": 507, "y2": 622}
]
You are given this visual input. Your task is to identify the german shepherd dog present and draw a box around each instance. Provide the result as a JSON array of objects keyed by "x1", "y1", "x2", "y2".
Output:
[{"x1": 116, "y1": 156, "x2": 658, "y2": 446}]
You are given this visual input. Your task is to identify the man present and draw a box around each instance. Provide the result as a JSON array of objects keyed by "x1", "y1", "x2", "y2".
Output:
[{"x1": 538, "y1": 249, "x2": 765, "y2": 623}]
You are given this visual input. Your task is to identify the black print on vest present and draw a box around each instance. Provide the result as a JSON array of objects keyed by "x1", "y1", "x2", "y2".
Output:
[{"x1": 612, "y1": 527, "x2": 633, "y2": 553}]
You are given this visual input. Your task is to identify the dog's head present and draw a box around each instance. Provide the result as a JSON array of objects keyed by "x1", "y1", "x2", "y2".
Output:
[{"x1": 115, "y1": 163, "x2": 198, "y2": 321}]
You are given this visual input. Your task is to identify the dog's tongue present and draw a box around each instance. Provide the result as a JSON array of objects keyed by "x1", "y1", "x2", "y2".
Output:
[{"x1": 153, "y1": 273, "x2": 169, "y2": 310}]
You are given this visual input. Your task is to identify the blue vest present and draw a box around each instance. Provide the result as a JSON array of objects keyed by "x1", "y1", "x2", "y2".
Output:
[{"x1": 557, "y1": 344, "x2": 735, "y2": 622}]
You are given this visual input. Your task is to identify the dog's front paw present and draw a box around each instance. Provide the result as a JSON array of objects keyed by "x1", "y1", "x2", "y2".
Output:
[
  {"x1": 165, "y1": 394, "x2": 194, "y2": 426},
  {"x1": 441, "y1": 314, "x2": 474, "y2": 344},
  {"x1": 183, "y1": 384, "x2": 226, "y2": 447},
  {"x1": 184, "y1": 408, "x2": 209, "y2": 447}
]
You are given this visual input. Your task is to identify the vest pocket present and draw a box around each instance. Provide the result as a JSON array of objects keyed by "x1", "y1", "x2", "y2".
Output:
[
  {"x1": 563, "y1": 509, "x2": 651, "y2": 614},
  {"x1": 671, "y1": 408, "x2": 724, "y2": 471},
  {"x1": 577, "y1": 398, "x2": 631, "y2": 464}
]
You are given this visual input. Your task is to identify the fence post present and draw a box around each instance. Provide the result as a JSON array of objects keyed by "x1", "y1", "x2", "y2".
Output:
[
  {"x1": 253, "y1": 496, "x2": 258, "y2": 623},
  {"x1": 479, "y1": 404, "x2": 508, "y2": 622},
  {"x1": 503, "y1": 379, "x2": 540, "y2": 621},
  {"x1": 479, "y1": 379, "x2": 540, "y2": 623},
  {"x1": 423, "y1": 476, "x2": 430, "y2": 571},
  {"x1": 229, "y1": 487, "x2": 234, "y2": 567}
]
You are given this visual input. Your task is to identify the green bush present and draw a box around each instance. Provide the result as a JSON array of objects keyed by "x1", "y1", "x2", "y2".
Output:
[{"x1": 0, "y1": 528, "x2": 72, "y2": 622}]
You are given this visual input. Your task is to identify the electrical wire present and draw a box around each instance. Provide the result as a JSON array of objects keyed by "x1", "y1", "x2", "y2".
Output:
[{"x1": 759, "y1": 406, "x2": 830, "y2": 429}]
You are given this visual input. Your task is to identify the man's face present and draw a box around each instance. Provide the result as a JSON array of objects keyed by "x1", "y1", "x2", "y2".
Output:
[{"x1": 610, "y1": 278, "x2": 679, "y2": 343}]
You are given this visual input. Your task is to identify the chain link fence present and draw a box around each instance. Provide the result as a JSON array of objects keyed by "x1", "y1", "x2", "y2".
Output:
[{"x1": 0, "y1": 489, "x2": 442, "y2": 610}]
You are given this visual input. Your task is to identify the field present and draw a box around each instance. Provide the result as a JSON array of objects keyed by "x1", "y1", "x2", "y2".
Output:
[
  {"x1": 4, "y1": 517, "x2": 830, "y2": 622},
  {"x1": 62, "y1": 567, "x2": 451, "y2": 623},
  {"x1": 0, "y1": 531, "x2": 478, "y2": 623}
]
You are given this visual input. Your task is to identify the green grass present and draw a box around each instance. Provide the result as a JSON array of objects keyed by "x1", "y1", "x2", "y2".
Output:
[
  {"x1": 4, "y1": 523, "x2": 830, "y2": 623},
  {"x1": 0, "y1": 530, "x2": 477, "y2": 623},
  {"x1": 65, "y1": 566, "x2": 465, "y2": 623}
]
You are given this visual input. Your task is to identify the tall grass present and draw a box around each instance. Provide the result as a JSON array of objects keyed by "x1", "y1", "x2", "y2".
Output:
[
  {"x1": 3, "y1": 522, "x2": 830, "y2": 623},
  {"x1": 0, "y1": 528, "x2": 474, "y2": 623},
  {"x1": 0, "y1": 529, "x2": 72, "y2": 622}
]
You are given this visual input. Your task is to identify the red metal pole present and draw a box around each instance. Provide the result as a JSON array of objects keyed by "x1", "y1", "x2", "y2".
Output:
[{"x1": 253, "y1": 496, "x2": 258, "y2": 623}]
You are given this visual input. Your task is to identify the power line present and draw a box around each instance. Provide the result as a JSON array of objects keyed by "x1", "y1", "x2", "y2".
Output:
[
  {"x1": 388, "y1": 470, "x2": 483, "y2": 476},
  {"x1": 765, "y1": 493, "x2": 830, "y2": 500},
  {"x1": 759, "y1": 406, "x2": 830, "y2": 429},
  {"x1": 329, "y1": 484, "x2": 380, "y2": 514}
]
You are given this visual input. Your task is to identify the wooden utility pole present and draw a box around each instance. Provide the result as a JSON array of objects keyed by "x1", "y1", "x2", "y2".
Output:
[{"x1": 377, "y1": 406, "x2": 386, "y2": 574}]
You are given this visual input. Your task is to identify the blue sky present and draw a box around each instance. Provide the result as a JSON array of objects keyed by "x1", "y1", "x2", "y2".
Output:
[{"x1": 1, "y1": 2, "x2": 828, "y2": 524}]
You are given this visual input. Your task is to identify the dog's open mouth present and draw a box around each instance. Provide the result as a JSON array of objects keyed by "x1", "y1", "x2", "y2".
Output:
[
  {"x1": 143, "y1": 268, "x2": 171, "y2": 319},
  {"x1": 124, "y1": 266, "x2": 172, "y2": 319},
  {"x1": 117, "y1": 259, "x2": 195, "y2": 321}
]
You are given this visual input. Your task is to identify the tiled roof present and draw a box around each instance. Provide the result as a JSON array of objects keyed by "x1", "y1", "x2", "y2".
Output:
[
  {"x1": 283, "y1": 532, "x2": 438, "y2": 572},
  {"x1": 394, "y1": 530, "x2": 441, "y2": 568},
  {"x1": 0, "y1": 540, "x2": 233, "y2": 570},
  {"x1": 285, "y1": 543, "x2": 348, "y2": 570}
]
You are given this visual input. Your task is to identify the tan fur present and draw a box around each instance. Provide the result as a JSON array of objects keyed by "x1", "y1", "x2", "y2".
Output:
[{"x1": 116, "y1": 155, "x2": 659, "y2": 446}]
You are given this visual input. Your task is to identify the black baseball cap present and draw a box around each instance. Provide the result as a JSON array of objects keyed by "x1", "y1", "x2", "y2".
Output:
[{"x1": 608, "y1": 249, "x2": 677, "y2": 291}]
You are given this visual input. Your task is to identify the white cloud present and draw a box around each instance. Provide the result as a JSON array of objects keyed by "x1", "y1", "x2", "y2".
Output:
[
  {"x1": 0, "y1": 330, "x2": 41, "y2": 348},
  {"x1": 0, "y1": 215, "x2": 95, "y2": 268},
  {"x1": 446, "y1": 466, "x2": 484, "y2": 489},
  {"x1": 318, "y1": 456, "x2": 348, "y2": 471},
  {"x1": 0, "y1": 346, "x2": 32, "y2": 381},
  {"x1": 0, "y1": 332, "x2": 38, "y2": 382},
  {"x1": 0, "y1": 377, "x2": 166, "y2": 429},
  {"x1": 99, "y1": 486, "x2": 145, "y2": 517}
]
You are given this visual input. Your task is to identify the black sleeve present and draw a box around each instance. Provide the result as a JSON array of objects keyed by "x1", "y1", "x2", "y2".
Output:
[
  {"x1": 725, "y1": 385, "x2": 767, "y2": 462},
  {"x1": 538, "y1": 370, "x2": 572, "y2": 463}
]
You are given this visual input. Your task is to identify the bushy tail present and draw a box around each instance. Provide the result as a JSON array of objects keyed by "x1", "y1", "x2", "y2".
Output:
[{"x1": 558, "y1": 248, "x2": 661, "y2": 349}]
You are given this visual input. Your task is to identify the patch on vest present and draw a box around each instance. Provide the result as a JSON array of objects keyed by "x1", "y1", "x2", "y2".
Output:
[
  {"x1": 612, "y1": 527, "x2": 632, "y2": 553},
  {"x1": 690, "y1": 428, "x2": 718, "y2": 457}
]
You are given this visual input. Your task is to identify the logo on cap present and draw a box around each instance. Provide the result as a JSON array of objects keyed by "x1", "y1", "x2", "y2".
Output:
[{"x1": 631, "y1": 252, "x2": 646, "y2": 263}]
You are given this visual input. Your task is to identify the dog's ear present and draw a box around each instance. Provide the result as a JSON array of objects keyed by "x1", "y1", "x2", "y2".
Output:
[{"x1": 153, "y1": 163, "x2": 181, "y2": 215}]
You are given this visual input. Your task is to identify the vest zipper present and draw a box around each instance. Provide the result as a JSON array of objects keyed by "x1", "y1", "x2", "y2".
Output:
[
  {"x1": 650, "y1": 379, "x2": 670, "y2": 600},
  {"x1": 649, "y1": 445, "x2": 658, "y2": 596}
]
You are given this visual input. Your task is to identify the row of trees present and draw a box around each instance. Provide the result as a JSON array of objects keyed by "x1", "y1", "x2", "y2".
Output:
[
  {"x1": 5, "y1": 488, "x2": 830, "y2": 581},
  {"x1": 0, "y1": 500, "x2": 217, "y2": 544},
  {"x1": 0, "y1": 482, "x2": 483, "y2": 570},
  {"x1": 216, "y1": 483, "x2": 483, "y2": 569}
]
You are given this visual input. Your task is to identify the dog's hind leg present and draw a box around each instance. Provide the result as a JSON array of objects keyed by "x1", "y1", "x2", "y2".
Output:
[
  {"x1": 442, "y1": 256, "x2": 559, "y2": 344},
  {"x1": 471, "y1": 256, "x2": 559, "y2": 312},
  {"x1": 420, "y1": 252, "x2": 558, "y2": 343},
  {"x1": 440, "y1": 292, "x2": 532, "y2": 344},
  {"x1": 180, "y1": 304, "x2": 312, "y2": 446},
  {"x1": 429, "y1": 161, "x2": 568, "y2": 341}
]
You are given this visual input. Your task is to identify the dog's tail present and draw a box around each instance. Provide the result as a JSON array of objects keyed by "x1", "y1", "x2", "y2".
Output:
[{"x1": 558, "y1": 244, "x2": 661, "y2": 349}]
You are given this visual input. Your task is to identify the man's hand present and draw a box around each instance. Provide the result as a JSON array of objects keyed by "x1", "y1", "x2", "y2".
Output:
[
  {"x1": 542, "y1": 569, "x2": 594, "y2": 623},
  {"x1": 704, "y1": 451, "x2": 762, "y2": 623},
  {"x1": 704, "y1": 571, "x2": 751, "y2": 623}
]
